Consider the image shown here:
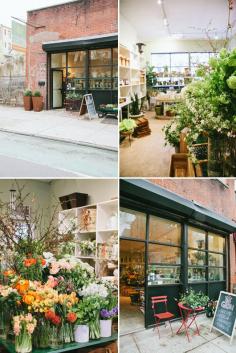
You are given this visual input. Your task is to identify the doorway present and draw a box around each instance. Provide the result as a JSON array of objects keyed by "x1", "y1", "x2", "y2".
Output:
[
  {"x1": 120, "y1": 239, "x2": 145, "y2": 334},
  {"x1": 52, "y1": 70, "x2": 63, "y2": 109}
]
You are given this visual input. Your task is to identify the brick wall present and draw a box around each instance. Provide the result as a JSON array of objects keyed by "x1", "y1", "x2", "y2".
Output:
[
  {"x1": 26, "y1": 0, "x2": 118, "y2": 103},
  {"x1": 149, "y1": 178, "x2": 236, "y2": 291}
]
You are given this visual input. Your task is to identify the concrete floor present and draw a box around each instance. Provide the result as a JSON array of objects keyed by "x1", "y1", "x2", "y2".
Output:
[
  {"x1": 120, "y1": 112, "x2": 174, "y2": 177},
  {"x1": 120, "y1": 315, "x2": 236, "y2": 353},
  {"x1": 120, "y1": 296, "x2": 144, "y2": 335}
]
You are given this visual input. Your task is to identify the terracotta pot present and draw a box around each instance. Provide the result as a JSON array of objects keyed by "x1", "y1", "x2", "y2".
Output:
[
  {"x1": 23, "y1": 96, "x2": 32, "y2": 111},
  {"x1": 32, "y1": 96, "x2": 43, "y2": 112}
]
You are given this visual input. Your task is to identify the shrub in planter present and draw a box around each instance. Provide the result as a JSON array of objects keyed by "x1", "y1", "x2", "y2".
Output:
[
  {"x1": 65, "y1": 92, "x2": 82, "y2": 111},
  {"x1": 129, "y1": 93, "x2": 144, "y2": 118},
  {"x1": 23, "y1": 90, "x2": 33, "y2": 111},
  {"x1": 119, "y1": 118, "x2": 137, "y2": 136},
  {"x1": 179, "y1": 289, "x2": 209, "y2": 310},
  {"x1": 32, "y1": 91, "x2": 43, "y2": 112}
]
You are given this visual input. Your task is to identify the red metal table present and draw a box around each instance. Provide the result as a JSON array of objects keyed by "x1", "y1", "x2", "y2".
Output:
[{"x1": 176, "y1": 302, "x2": 204, "y2": 342}]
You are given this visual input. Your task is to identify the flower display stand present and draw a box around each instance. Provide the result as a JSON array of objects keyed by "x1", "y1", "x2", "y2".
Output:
[{"x1": 0, "y1": 333, "x2": 117, "y2": 353}]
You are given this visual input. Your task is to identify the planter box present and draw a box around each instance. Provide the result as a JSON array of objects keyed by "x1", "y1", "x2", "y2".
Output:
[
  {"x1": 23, "y1": 96, "x2": 32, "y2": 111},
  {"x1": 59, "y1": 193, "x2": 88, "y2": 210},
  {"x1": 65, "y1": 98, "x2": 82, "y2": 111}
]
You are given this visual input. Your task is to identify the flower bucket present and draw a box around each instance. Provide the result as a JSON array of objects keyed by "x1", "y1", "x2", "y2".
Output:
[
  {"x1": 100, "y1": 319, "x2": 112, "y2": 337},
  {"x1": 74, "y1": 325, "x2": 89, "y2": 343}
]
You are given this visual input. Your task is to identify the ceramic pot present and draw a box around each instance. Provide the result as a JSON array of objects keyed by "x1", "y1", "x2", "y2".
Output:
[
  {"x1": 74, "y1": 325, "x2": 89, "y2": 343},
  {"x1": 100, "y1": 319, "x2": 112, "y2": 338}
]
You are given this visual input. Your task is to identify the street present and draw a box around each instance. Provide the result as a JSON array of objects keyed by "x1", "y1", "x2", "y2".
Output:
[{"x1": 0, "y1": 131, "x2": 117, "y2": 177}]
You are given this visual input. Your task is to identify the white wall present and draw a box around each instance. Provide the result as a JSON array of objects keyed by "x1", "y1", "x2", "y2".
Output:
[
  {"x1": 120, "y1": 13, "x2": 140, "y2": 52},
  {"x1": 229, "y1": 34, "x2": 236, "y2": 50}
]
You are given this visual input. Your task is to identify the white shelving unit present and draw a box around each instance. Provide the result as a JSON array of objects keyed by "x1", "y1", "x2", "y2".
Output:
[
  {"x1": 119, "y1": 45, "x2": 146, "y2": 111},
  {"x1": 58, "y1": 199, "x2": 118, "y2": 281}
]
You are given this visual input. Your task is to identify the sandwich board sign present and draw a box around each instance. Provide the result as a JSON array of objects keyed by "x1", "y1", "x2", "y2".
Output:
[
  {"x1": 79, "y1": 94, "x2": 98, "y2": 120},
  {"x1": 211, "y1": 291, "x2": 236, "y2": 344}
]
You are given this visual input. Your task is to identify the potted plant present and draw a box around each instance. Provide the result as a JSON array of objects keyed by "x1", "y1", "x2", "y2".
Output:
[
  {"x1": 119, "y1": 118, "x2": 137, "y2": 137},
  {"x1": 100, "y1": 293, "x2": 118, "y2": 337},
  {"x1": 129, "y1": 93, "x2": 144, "y2": 119},
  {"x1": 32, "y1": 91, "x2": 43, "y2": 112},
  {"x1": 179, "y1": 289, "x2": 209, "y2": 310},
  {"x1": 65, "y1": 92, "x2": 82, "y2": 111},
  {"x1": 73, "y1": 300, "x2": 90, "y2": 343},
  {"x1": 23, "y1": 90, "x2": 33, "y2": 111},
  {"x1": 79, "y1": 239, "x2": 96, "y2": 257}
]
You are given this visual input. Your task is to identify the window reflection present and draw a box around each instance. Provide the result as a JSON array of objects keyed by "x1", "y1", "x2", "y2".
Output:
[
  {"x1": 68, "y1": 51, "x2": 86, "y2": 67},
  {"x1": 51, "y1": 53, "x2": 66, "y2": 68},
  {"x1": 209, "y1": 268, "x2": 224, "y2": 281},
  {"x1": 148, "y1": 265, "x2": 180, "y2": 285},
  {"x1": 149, "y1": 216, "x2": 181, "y2": 244},
  {"x1": 188, "y1": 227, "x2": 206, "y2": 249},
  {"x1": 208, "y1": 253, "x2": 224, "y2": 267},
  {"x1": 188, "y1": 267, "x2": 206, "y2": 282},
  {"x1": 188, "y1": 249, "x2": 206, "y2": 266},
  {"x1": 120, "y1": 208, "x2": 146, "y2": 239},
  {"x1": 208, "y1": 233, "x2": 225, "y2": 253},
  {"x1": 148, "y1": 244, "x2": 181, "y2": 265}
]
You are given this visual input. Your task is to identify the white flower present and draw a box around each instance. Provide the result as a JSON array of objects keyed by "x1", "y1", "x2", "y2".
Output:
[{"x1": 79, "y1": 283, "x2": 108, "y2": 298}]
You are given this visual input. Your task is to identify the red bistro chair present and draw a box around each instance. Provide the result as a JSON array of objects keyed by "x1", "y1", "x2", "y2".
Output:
[
  {"x1": 176, "y1": 302, "x2": 204, "y2": 342},
  {"x1": 151, "y1": 296, "x2": 174, "y2": 338}
]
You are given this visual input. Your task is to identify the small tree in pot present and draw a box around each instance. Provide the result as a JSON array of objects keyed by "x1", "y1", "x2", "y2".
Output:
[
  {"x1": 23, "y1": 90, "x2": 33, "y2": 111},
  {"x1": 32, "y1": 91, "x2": 43, "y2": 112}
]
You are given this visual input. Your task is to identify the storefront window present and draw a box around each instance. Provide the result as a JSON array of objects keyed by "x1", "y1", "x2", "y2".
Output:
[
  {"x1": 188, "y1": 267, "x2": 206, "y2": 282},
  {"x1": 51, "y1": 53, "x2": 66, "y2": 68},
  {"x1": 208, "y1": 253, "x2": 224, "y2": 267},
  {"x1": 208, "y1": 233, "x2": 225, "y2": 253},
  {"x1": 149, "y1": 216, "x2": 181, "y2": 244},
  {"x1": 188, "y1": 249, "x2": 206, "y2": 266},
  {"x1": 120, "y1": 208, "x2": 146, "y2": 240},
  {"x1": 148, "y1": 244, "x2": 181, "y2": 264},
  {"x1": 188, "y1": 227, "x2": 206, "y2": 249},
  {"x1": 68, "y1": 51, "x2": 86, "y2": 67},
  {"x1": 148, "y1": 265, "x2": 180, "y2": 285},
  {"x1": 209, "y1": 267, "x2": 224, "y2": 281},
  {"x1": 90, "y1": 49, "x2": 111, "y2": 65}
]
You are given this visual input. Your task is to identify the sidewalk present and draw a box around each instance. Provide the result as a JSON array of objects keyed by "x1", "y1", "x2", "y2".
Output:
[
  {"x1": 120, "y1": 315, "x2": 235, "y2": 353},
  {"x1": 0, "y1": 105, "x2": 118, "y2": 151}
]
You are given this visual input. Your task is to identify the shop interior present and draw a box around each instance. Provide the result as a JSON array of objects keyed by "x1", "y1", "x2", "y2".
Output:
[{"x1": 119, "y1": 0, "x2": 236, "y2": 177}]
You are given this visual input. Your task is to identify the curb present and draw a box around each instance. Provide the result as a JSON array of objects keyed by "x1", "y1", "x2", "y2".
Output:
[{"x1": 0, "y1": 128, "x2": 118, "y2": 153}]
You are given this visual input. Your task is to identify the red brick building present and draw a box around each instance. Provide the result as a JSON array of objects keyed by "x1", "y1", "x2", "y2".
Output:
[{"x1": 26, "y1": 0, "x2": 118, "y2": 109}]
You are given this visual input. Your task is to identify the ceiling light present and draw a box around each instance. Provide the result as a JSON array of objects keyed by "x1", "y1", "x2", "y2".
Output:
[
  {"x1": 163, "y1": 18, "x2": 168, "y2": 26},
  {"x1": 214, "y1": 35, "x2": 219, "y2": 40},
  {"x1": 157, "y1": 0, "x2": 162, "y2": 4}
]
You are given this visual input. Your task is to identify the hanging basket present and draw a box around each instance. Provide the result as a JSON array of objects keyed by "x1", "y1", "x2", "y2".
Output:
[{"x1": 208, "y1": 133, "x2": 236, "y2": 177}]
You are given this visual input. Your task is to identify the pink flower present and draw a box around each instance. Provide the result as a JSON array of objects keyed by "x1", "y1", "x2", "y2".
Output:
[
  {"x1": 46, "y1": 276, "x2": 58, "y2": 288},
  {"x1": 27, "y1": 323, "x2": 35, "y2": 334},
  {"x1": 50, "y1": 263, "x2": 60, "y2": 275}
]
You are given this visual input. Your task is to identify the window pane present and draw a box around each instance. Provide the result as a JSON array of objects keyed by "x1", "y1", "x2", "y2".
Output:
[
  {"x1": 188, "y1": 227, "x2": 206, "y2": 249},
  {"x1": 149, "y1": 216, "x2": 181, "y2": 245},
  {"x1": 171, "y1": 53, "x2": 189, "y2": 67},
  {"x1": 188, "y1": 267, "x2": 206, "y2": 282},
  {"x1": 208, "y1": 233, "x2": 225, "y2": 253},
  {"x1": 151, "y1": 54, "x2": 170, "y2": 68},
  {"x1": 68, "y1": 67, "x2": 85, "y2": 78},
  {"x1": 51, "y1": 53, "x2": 66, "y2": 68},
  {"x1": 90, "y1": 67, "x2": 111, "y2": 78},
  {"x1": 112, "y1": 48, "x2": 118, "y2": 65},
  {"x1": 209, "y1": 267, "x2": 224, "y2": 281},
  {"x1": 188, "y1": 249, "x2": 206, "y2": 266},
  {"x1": 90, "y1": 49, "x2": 111, "y2": 65},
  {"x1": 148, "y1": 244, "x2": 181, "y2": 264},
  {"x1": 68, "y1": 51, "x2": 86, "y2": 67},
  {"x1": 120, "y1": 208, "x2": 146, "y2": 239},
  {"x1": 190, "y1": 53, "x2": 210, "y2": 66},
  {"x1": 148, "y1": 265, "x2": 180, "y2": 285},
  {"x1": 208, "y1": 253, "x2": 224, "y2": 267}
]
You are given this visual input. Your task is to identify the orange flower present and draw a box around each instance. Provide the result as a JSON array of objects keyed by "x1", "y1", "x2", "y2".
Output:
[
  {"x1": 41, "y1": 259, "x2": 46, "y2": 266},
  {"x1": 15, "y1": 280, "x2": 29, "y2": 294},
  {"x1": 23, "y1": 293, "x2": 35, "y2": 305},
  {"x1": 24, "y1": 258, "x2": 37, "y2": 267},
  {"x1": 3, "y1": 269, "x2": 15, "y2": 277},
  {"x1": 67, "y1": 312, "x2": 77, "y2": 323}
]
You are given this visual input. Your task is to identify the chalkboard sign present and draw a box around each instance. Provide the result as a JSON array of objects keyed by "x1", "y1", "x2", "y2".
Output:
[
  {"x1": 211, "y1": 291, "x2": 236, "y2": 344},
  {"x1": 79, "y1": 94, "x2": 97, "y2": 120}
]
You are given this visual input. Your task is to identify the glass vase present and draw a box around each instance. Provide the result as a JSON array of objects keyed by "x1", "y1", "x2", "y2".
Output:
[
  {"x1": 0, "y1": 307, "x2": 8, "y2": 339},
  {"x1": 89, "y1": 313, "x2": 100, "y2": 340},
  {"x1": 15, "y1": 330, "x2": 32, "y2": 353},
  {"x1": 49, "y1": 325, "x2": 63, "y2": 349},
  {"x1": 63, "y1": 322, "x2": 74, "y2": 343},
  {"x1": 33, "y1": 317, "x2": 50, "y2": 348}
]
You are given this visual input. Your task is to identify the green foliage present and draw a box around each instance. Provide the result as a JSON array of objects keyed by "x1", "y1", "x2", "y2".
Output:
[
  {"x1": 33, "y1": 91, "x2": 41, "y2": 97},
  {"x1": 73, "y1": 295, "x2": 104, "y2": 325},
  {"x1": 119, "y1": 118, "x2": 137, "y2": 132},
  {"x1": 66, "y1": 92, "x2": 82, "y2": 100},
  {"x1": 227, "y1": 75, "x2": 236, "y2": 90},
  {"x1": 24, "y1": 90, "x2": 32, "y2": 97},
  {"x1": 180, "y1": 289, "x2": 209, "y2": 310},
  {"x1": 146, "y1": 63, "x2": 157, "y2": 88},
  {"x1": 130, "y1": 93, "x2": 141, "y2": 115}
]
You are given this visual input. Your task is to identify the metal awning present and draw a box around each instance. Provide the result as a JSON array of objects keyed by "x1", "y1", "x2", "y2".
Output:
[
  {"x1": 120, "y1": 179, "x2": 236, "y2": 233},
  {"x1": 42, "y1": 34, "x2": 118, "y2": 52}
]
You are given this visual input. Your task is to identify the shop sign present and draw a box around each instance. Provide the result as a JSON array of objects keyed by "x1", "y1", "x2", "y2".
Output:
[
  {"x1": 79, "y1": 94, "x2": 97, "y2": 119},
  {"x1": 211, "y1": 291, "x2": 236, "y2": 344}
]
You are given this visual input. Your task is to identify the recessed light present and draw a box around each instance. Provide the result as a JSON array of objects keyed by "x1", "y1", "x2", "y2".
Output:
[
  {"x1": 157, "y1": 0, "x2": 162, "y2": 4},
  {"x1": 214, "y1": 35, "x2": 219, "y2": 40}
]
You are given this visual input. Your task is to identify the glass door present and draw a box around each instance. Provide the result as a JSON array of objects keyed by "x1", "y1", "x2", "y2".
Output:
[{"x1": 52, "y1": 70, "x2": 63, "y2": 108}]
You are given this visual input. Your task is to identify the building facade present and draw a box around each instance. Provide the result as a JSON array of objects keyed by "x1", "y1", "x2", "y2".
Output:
[
  {"x1": 120, "y1": 179, "x2": 236, "y2": 329},
  {"x1": 26, "y1": 0, "x2": 118, "y2": 109}
]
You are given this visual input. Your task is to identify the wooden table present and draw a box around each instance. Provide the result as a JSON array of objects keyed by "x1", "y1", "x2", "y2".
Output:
[{"x1": 0, "y1": 334, "x2": 117, "y2": 353}]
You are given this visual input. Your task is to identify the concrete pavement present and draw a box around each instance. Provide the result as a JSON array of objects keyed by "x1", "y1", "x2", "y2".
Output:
[
  {"x1": 120, "y1": 315, "x2": 236, "y2": 353},
  {"x1": 0, "y1": 105, "x2": 118, "y2": 151}
]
